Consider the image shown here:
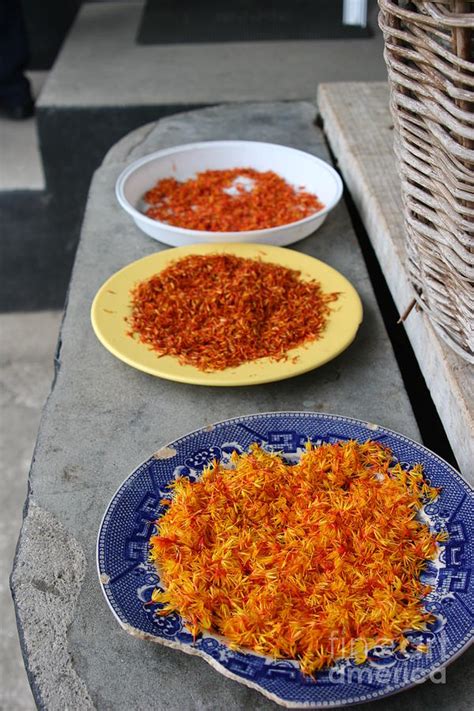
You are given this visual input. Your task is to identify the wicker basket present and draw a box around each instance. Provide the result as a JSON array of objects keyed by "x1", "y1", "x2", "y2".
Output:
[{"x1": 378, "y1": 1, "x2": 474, "y2": 363}]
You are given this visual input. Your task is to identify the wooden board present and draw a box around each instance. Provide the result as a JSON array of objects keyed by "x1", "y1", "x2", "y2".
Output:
[{"x1": 318, "y1": 82, "x2": 473, "y2": 482}]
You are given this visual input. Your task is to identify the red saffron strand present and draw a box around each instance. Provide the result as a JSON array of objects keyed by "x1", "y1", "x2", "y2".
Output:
[
  {"x1": 144, "y1": 168, "x2": 324, "y2": 232},
  {"x1": 127, "y1": 253, "x2": 338, "y2": 371},
  {"x1": 149, "y1": 442, "x2": 447, "y2": 676}
]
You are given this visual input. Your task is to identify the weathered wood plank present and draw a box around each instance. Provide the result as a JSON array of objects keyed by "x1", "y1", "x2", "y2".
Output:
[{"x1": 318, "y1": 82, "x2": 474, "y2": 482}]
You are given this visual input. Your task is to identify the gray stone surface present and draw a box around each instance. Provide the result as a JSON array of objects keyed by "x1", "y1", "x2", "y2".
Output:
[
  {"x1": 38, "y1": 2, "x2": 386, "y2": 109},
  {"x1": 13, "y1": 101, "x2": 472, "y2": 710},
  {"x1": 11, "y1": 504, "x2": 94, "y2": 711}
]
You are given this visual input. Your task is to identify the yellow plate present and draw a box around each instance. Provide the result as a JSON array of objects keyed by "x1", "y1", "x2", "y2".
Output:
[{"x1": 91, "y1": 243, "x2": 363, "y2": 386}]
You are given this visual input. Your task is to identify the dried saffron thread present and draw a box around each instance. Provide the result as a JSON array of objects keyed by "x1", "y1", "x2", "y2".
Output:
[
  {"x1": 144, "y1": 168, "x2": 324, "y2": 231},
  {"x1": 127, "y1": 253, "x2": 338, "y2": 371},
  {"x1": 149, "y1": 441, "x2": 447, "y2": 676}
]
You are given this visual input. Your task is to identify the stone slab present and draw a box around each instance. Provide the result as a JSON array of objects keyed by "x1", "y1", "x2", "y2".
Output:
[
  {"x1": 318, "y1": 82, "x2": 474, "y2": 484},
  {"x1": 13, "y1": 101, "x2": 470, "y2": 711},
  {"x1": 38, "y1": 2, "x2": 386, "y2": 109}
]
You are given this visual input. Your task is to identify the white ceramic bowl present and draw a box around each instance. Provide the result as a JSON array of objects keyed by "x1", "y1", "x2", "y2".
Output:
[{"x1": 115, "y1": 141, "x2": 343, "y2": 247}]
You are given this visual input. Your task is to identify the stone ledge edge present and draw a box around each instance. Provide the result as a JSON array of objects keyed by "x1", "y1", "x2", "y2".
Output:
[{"x1": 10, "y1": 502, "x2": 95, "y2": 711}]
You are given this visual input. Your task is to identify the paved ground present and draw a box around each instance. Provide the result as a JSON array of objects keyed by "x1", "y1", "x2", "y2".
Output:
[
  {"x1": 0, "y1": 311, "x2": 61, "y2": 710},
  {"x1": 0, "y1": 70, "x2": 53, "y2": 710},
  {"x1": 0, "y1": 73, "x2": 46, "y2": 191},
  {"x1": 40, "y1": 2, "x2": 386, "y2": 109}
]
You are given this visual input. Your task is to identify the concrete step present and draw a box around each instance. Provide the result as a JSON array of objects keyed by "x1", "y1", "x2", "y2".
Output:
[
  {"x1": 0, "y1": 72, "x2": 47, "y2": 192},
  {"x1": 39, "y1": 1, "x2": 386, "y2": 110}
]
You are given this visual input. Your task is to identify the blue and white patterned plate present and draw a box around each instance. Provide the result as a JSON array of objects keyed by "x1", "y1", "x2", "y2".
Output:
[{"x1": 97, "y1": 412, "x2": 474, "y2": 708}]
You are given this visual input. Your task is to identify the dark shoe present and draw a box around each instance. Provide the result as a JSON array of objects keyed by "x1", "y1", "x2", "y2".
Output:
[{"x1": 0, "y1": 97, "x2": 35, "y2": 120}]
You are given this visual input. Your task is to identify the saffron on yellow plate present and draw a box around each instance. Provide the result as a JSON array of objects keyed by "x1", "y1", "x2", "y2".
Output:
[
  {"x1": 149, "y1": 440, "x2": 446, "y2": 676},
  {"x1": 90, "y1": 243, "x2": 362, "y2": 386}
]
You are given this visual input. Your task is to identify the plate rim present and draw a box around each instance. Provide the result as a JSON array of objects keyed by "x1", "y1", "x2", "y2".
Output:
[
  {"x1": 96, "y1": 410, "x2": 474, "y2": 708},
  {"x1": 90, "y1": 244, "x2": 363, "y2": 386}
]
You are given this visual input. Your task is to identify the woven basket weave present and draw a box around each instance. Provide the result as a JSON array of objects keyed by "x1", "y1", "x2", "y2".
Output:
[{"x1": 378, "y1": 0, "x2": 474, "y2": 363}]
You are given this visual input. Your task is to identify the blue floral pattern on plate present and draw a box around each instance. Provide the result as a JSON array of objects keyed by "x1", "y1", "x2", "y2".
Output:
[{"x1": 97, "y1": 412, "x2": 474, "y2": 708}]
